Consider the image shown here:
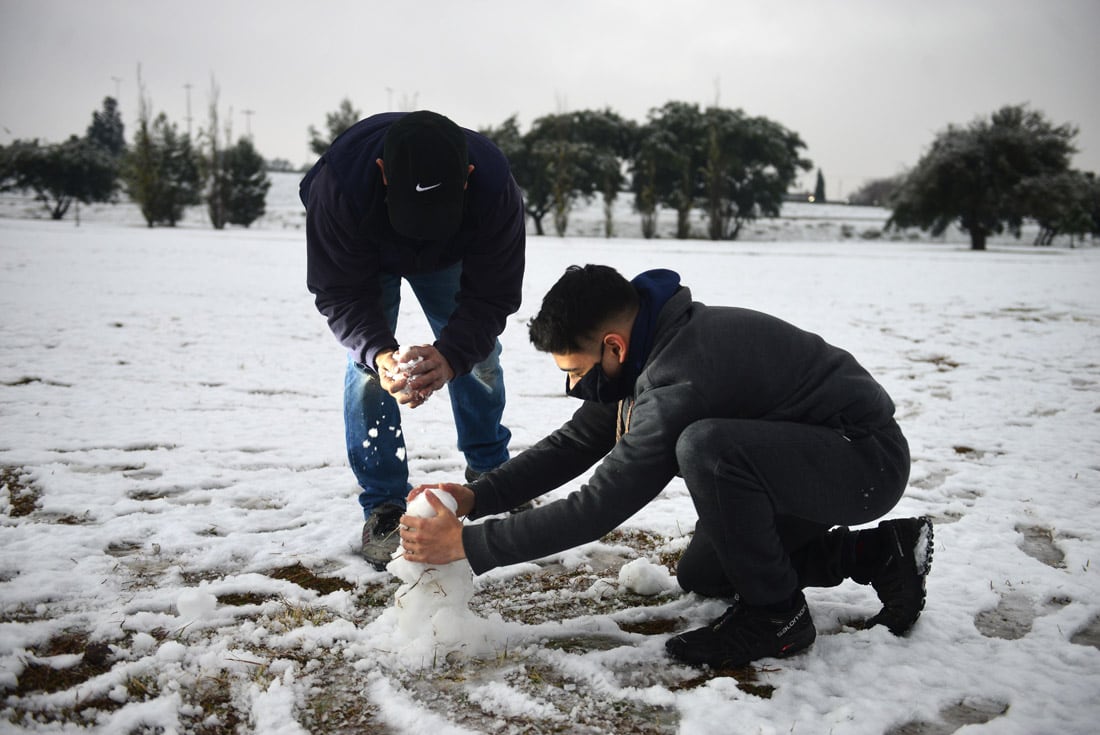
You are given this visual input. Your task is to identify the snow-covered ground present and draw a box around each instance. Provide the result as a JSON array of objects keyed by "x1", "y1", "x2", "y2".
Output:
[{"x1": 1, "y1": 177, "x2": 1099, "y2": 734}]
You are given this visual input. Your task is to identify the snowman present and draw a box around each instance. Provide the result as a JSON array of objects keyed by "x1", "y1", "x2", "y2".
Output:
[{"x1": 385, "y1": 488, "x2": 491, "y2": 658}]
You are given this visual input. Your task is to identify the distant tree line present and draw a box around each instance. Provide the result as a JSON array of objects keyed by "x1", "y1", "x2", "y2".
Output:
[
  {"x1": 0, "y1": 72, "x2": 270, "y2": 228},
  {"x1": 310, "y1": 98, "x2": 1096, "y2": 246},
  {"x1": 486, "y1": 103, "x2": 812, "y2": 241},
  {"x1": 6, "y1": 90, "x2": 1095, "y2": 248},
  {"x1": 307, "y1": 98, "x2": 811, "y2": 240}
]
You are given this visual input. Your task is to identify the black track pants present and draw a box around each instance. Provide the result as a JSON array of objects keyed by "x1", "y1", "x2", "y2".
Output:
[{"x1": 674, "y1": 418, "x2": 909, "y2": 606}]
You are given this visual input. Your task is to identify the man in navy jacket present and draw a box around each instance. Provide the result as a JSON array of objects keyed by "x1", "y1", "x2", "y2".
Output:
[{"x1": 300, "y1": 111, "x2": 525, "y2": 570}]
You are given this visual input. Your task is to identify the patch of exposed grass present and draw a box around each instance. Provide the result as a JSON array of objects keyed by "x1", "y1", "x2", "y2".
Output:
[
  {"x1": 471, "y1": 529, "x2": 682, "y2": 625},
  {"x1": 216, "y1": 591, "x2": 274, "y2": 607},
  {"x1": 186, "y1": 674, "x2": 244, "y2": 735},
  {"x1": 266, "y1": 562, "x2": 355, "y2": 595},
  {"x1": 356, "y1": 580, "x2": 398, "y2": 608},
  {"x1": 14, "y1": 638, "x2": 114, "y2": 697},
  {"x1": 670, "y1": 664, "x2": 776, "y2": 699},
  {"x1": 297, "y1": 658, "x2": 388, "y2": 734},
  {"x1": 617, "y1": 618, "x2": 680, "y2": 636},
  {"x1": 267, "y1": 596, "x2": 334, "y2": 631},
  {"x1": 398, "y1": 658, "x2": 679, "y2": 734},
  {"x1": 604, "y1": 527, "x2": 683, "y2": 573},
  {"x1": 2, "y1": 465, "x2": 40, "y2": 517}
]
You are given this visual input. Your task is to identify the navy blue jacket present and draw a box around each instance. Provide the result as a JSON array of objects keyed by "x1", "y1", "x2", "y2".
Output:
[{"x1": 300, "y1": 112, "x2": 526, "y2": 376}]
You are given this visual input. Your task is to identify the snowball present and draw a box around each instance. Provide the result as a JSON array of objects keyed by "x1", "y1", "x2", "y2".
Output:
[
  {"x1": 618, "y1": 557, "x2": 679, "y2": 596},
  {"x1": 157, "y1": 640, "x2": 187, "y2": 663},
  {"x1": 177, "y1": 588, "x2": 218, "y2": 619},
  {"x1": 131, "y1": 632, "x2": 158, "y2": 655},
  {"x1": 406, "y1": 487, "x2": 458, "y2": 518},
  {"x1": 383, "y1": 346, "x2": 424, "y2": 381}
]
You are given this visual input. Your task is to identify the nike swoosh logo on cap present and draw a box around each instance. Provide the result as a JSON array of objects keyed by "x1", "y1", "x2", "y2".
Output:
[{"x1": 415, "y1": 182, "x2": 443, "y2": 192}]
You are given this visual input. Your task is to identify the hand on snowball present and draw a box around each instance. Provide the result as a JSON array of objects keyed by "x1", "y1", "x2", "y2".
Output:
[
  {"x1": 375, "y1": 349, "x2": 410, "y2": 395},
  {"x1": 376, "y1": 345, "x2": 454, "y2": 408},
  {"x1": 408, "y1": 482, "x2": 475, "y2": 517},
  {"x1": 400, "y1": 344, "x2": 454, "y2": 394},
  {"x1": 399, "y1": 487, "x2": 467, "y2": 565}
]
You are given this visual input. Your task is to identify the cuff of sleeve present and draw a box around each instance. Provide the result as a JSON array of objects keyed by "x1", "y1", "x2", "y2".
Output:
[
  {"x1": 461, "y1": 525, "x2": 494, "y2": 576},
  {"x1": 363, "y1": 344, "x2": 398, "y2": 372},
  {"x1": 435, "y1": 341, "x2": 471, "y2": 379}
]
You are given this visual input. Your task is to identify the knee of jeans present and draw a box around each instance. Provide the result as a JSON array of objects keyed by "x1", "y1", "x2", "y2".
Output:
[{"x1": 470, "y1": 359, "x2": 502, "y2": 389}]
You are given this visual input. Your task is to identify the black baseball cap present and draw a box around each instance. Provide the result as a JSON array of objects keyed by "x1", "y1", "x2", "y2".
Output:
[{"x1": 382, "y1": 111, "x2": 469, "y2": 240}]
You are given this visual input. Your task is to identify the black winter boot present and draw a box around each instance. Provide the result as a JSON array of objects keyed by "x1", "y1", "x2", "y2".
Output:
[
  {"x1": 866, "y1": 517, "x2": 934, "y2": 635},
  {"x1": 666, "y1": 592, "x2": 816, "y2": 668}
]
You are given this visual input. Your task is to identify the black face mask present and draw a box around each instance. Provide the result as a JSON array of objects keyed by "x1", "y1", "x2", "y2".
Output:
[{"x1": 565, "y1": 346, "x2": 633, "y2": 403}]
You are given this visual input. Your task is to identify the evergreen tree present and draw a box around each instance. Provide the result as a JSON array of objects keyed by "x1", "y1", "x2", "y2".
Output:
[
  {"x1": 153, "y1": 115, "x2": 202, "y2": 226},
  {"x1": 813, "y1": 169, "x2": 826, "y2": 203},
  {"x1": 86, "y1": 97, "x2": 126, "y2": 159},
  {"x1": 308, "y1": 98, "x2": 361, "y2": 156},
  {"x1": 124, "y1": 109, "x2": 201, "y2": 227},
  {"x1": 223, "y1": 137, "x2": 271, "y2": 227}
]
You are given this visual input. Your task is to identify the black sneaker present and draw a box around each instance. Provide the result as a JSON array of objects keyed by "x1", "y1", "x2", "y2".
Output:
[
  {"x1": 361, "y1": 502, "x2": 404, "y2": 572},
  {"x1": 666, "y1": 592, "x2": 816, "y2": 668},
  {"x1": 465, "y1": 465, "x2": 533, "y2": 514},
  {"x1": 867, "y1": 517, "x2": 934, "y2": 635}
]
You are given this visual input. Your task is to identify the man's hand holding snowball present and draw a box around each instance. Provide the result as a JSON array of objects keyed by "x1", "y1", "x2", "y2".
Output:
[
  {"x1": 398, "y1": 483, "x2": 472, "y2": 564},
  {"x1": 376, "y1": 345, "x2": 456, "y2": 408}
]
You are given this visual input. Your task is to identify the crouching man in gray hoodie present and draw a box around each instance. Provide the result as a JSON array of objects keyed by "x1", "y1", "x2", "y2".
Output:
[{"x1": 398, "y1": 264, "x2": 932, "y2": 669}]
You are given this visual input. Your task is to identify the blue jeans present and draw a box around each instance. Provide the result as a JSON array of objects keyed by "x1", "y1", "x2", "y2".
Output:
[{"x1": 344, "y1": 263, "x2": 511, "y2": 518}]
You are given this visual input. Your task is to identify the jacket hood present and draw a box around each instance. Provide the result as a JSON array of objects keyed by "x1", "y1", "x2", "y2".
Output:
[{"x1": 626, "y1": 269, "x2": 683, "y2": 382}]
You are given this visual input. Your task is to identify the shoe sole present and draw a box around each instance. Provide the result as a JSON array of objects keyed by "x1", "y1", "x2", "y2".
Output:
[{"x1": 908, "y1": 516, "x2": 933, "y2": 576}]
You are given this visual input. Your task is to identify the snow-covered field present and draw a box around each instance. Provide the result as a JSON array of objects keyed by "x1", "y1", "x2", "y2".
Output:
[{"x1": 1, "y1": 177, "x2": 1099, "y2": 734}]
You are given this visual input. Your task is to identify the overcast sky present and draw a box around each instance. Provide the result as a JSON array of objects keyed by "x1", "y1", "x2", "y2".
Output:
[{"x1": 2, "y1": 0, "x2": 1097, "y2": 196}]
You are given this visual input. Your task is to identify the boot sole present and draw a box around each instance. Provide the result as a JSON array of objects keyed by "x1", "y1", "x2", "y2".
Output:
[{"x1": 871, "y1": 516, "x2": 934, "y2": 635}]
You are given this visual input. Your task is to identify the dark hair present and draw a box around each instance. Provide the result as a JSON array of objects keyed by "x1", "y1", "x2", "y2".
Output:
[{"x1": 528, "y1": 265, "x2": 639, "y2": 353}]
